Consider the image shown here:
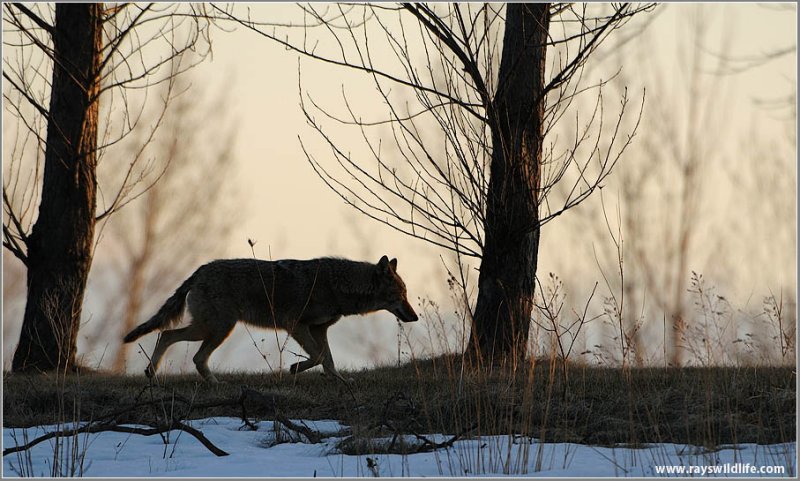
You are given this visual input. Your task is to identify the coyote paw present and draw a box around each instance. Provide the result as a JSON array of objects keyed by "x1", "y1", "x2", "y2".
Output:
[{"x1": 322, "y1": 372, "x2": 355, "y2": 385}]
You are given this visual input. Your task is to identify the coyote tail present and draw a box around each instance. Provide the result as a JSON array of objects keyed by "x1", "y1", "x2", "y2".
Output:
[{"x1": 122, "y1": 273, "x2": 196, "y2": 343}]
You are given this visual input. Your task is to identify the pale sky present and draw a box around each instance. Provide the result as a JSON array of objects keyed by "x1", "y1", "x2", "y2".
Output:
[
  {"x1": 3, "y1": 3, "x2": 797, "y2": 371},
  {"x1": 193, "y1": 2, "x2": 795, "y2": 298}
]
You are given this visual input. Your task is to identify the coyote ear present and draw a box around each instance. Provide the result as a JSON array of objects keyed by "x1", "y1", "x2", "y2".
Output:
[
  {"x1": 378, "y1": 255, "x2": 390, "y2": 271},
  {"x1": 389, "y1": 258, "x2": 397, "y2": 270}
]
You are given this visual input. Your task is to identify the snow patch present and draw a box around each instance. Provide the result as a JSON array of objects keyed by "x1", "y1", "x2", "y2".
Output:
[{"x1": 3, "y1": 417, "x2": 796, "y2": 477}]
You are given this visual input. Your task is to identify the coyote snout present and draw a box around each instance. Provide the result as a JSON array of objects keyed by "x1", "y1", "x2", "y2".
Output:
[
  {"x1": 375, "y1": 256, "x2": 418, "y2": 323},
  {"x1": 123, "y1": 254, "x2": 418, "y2": 384},
  {"x1": 390, "y1": 300, "x2": 419, "y2": 323}
]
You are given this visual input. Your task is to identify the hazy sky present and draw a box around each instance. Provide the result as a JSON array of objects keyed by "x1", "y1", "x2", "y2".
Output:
[
  {"x1": 169, "y1": 3, "x2": 796, "y2": 371},
  {"x1": 189, "y1": 2, "x2": 795, "y2": 293},
  {"x1": 3, "y1": 3, "x2": 796, "y2": 371}
]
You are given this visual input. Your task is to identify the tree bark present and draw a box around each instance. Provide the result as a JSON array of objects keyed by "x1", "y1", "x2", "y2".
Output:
[
  {"x1": 12, "y1": 4, "x2": 103, "y2": 372},
  {"x1": 469, "y1": 4, "x2": 550, "y2": 364}
]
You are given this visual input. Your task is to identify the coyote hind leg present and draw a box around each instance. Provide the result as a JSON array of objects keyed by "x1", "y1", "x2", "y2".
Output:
[
  {"x1": 146, "y1": 325, "x2": 206, "y2": 378},
  {"x1": 191, "y1": 320, "x2": 235, "y2": 384}
]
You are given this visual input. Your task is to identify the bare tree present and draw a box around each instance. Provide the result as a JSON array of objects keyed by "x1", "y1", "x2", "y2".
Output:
[
  {"x1": 217, "y1": 3, "x2": 652, "y2": 363},
  {"x1": 574, "y1": 5, "x2": 735, "y2": 366},
  {"x1": 629, "y1": 7, "x2": 736, "y2": 367},
  {"x1": 97, "y1": 80, "x2": 238, "y2": 373},
  {"x1": 3, "y1": 4, "x2": 212, "y2": 372}
]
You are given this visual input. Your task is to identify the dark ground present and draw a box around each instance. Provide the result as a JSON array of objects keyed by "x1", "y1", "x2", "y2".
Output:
[{"x1": 3, "y1": 356, "x2": 795, "y2": 448}]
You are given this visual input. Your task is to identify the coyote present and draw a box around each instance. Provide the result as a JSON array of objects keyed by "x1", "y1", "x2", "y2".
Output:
[{"x1": 123, "y1": 255, "x2": 418, "y2": 383}]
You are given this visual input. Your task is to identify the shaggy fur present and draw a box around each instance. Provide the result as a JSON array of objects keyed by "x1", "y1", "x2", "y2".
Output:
[{"x1": 123, "y1": 255, "x2": 418, "y2": 383}]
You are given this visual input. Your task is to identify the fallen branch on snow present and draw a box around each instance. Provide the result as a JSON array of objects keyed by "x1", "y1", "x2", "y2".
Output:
[{"x1": 3, "y1": 420, "x2": 229, "y2": 457}]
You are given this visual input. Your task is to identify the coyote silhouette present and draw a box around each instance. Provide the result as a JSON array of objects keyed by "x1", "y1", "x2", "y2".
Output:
[{"x1": 123, "y1": 255, "x2": 418, "y2": 383}]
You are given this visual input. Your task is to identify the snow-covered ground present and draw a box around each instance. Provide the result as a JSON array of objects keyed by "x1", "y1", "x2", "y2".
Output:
[{"x1": 3, "y1": 417, "x2": 796, "y2": 477}]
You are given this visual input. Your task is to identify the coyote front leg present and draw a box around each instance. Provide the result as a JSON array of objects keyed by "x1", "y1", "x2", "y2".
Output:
[
  {"x1": 291, "y1": 322, "x2": 350, "y2": 383},
  {"x1": 309, "y1": 323, "x2": 344, "y2": 380},
  {"x1": 289, "y1": 324, "x2": 324, "y2": 374}
]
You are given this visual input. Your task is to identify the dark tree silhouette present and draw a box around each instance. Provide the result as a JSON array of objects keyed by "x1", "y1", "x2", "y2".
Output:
[
  {"x1": 468, "y1": 3, "x2": 549, "y2": 362},
  {"x1": 7, "y1": 4, "x2": 104, "y2": 372},
  {"x1": 3, "y1": 3, "x2": 212, "y2": 372}
]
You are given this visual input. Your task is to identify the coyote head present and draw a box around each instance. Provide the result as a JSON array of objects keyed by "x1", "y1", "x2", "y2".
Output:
[{"x1": 375, "y1": 255, "x2": 418, "y2": 322}]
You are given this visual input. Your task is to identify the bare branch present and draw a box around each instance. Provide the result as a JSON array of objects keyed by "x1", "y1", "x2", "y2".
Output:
[
  {"x1": 278, "y1": 3, "x2": 650, "y2": 264},
  {"x1": 2, "y1": 420, "x2": 229, "y2": 457},
  {"x1": 10, "y1": 3, "x2": 53, "y2": 35},
  {"x1": 210, "y1": 4, "x2": 486, "y2": 122}
]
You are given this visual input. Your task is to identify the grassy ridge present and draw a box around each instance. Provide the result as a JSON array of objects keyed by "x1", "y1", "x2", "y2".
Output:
[{"x1": 3, "y1": 357, "x2": 795, "y2": 447}]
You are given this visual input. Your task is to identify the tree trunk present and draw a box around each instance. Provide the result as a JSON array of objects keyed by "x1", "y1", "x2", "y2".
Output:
[
  {"x1": 469, "y1": 4, "x2": 550, "y2": 364},
  {"x1": 12, "y1": 4, "x2": 103, "y2": 372}
]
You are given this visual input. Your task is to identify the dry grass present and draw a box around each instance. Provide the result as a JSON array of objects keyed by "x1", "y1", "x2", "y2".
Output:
[{"x1": 3, "y1": 355, "x2": 794, "y2": 450}]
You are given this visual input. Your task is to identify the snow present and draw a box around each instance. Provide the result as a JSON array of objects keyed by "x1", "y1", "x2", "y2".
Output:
[{"x1": 3, "y1": 417, "x2": 796, "y2": 477}]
